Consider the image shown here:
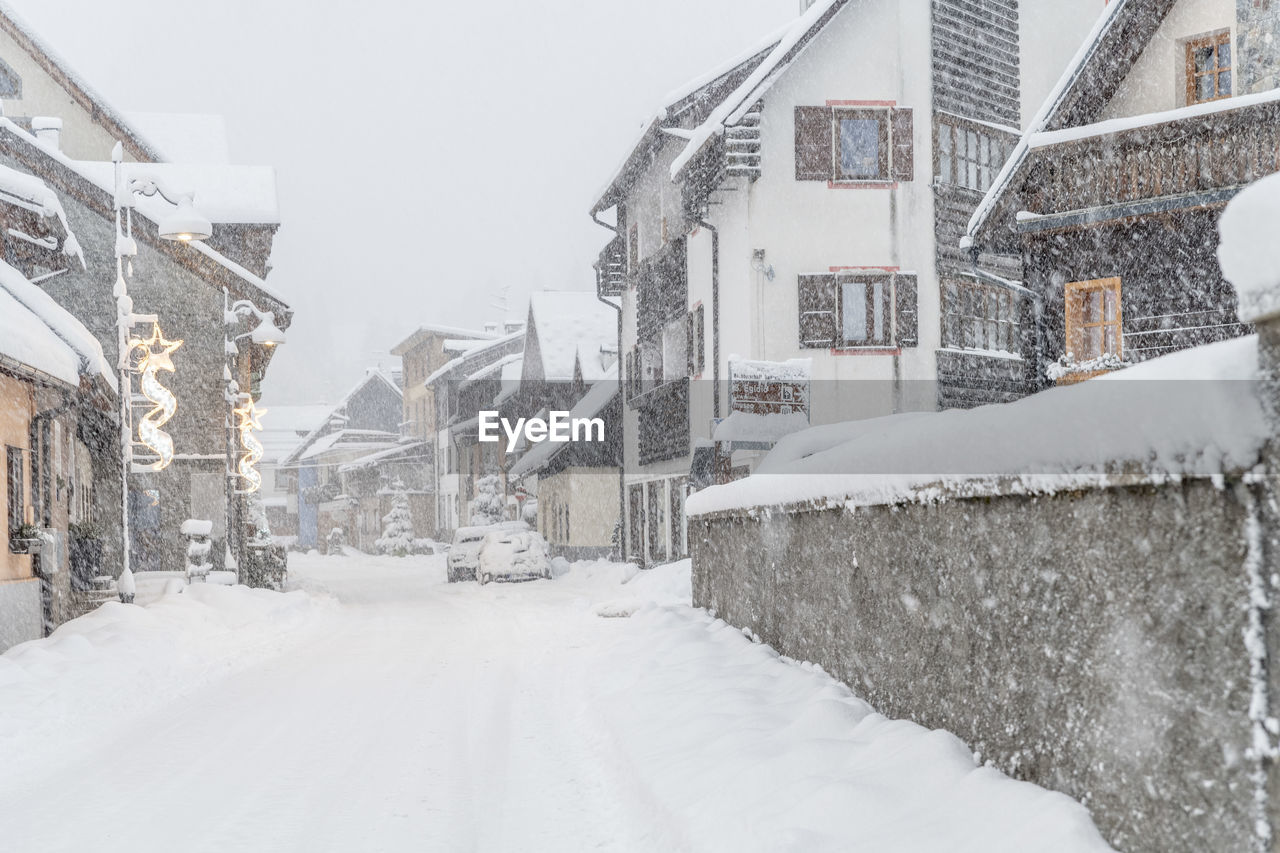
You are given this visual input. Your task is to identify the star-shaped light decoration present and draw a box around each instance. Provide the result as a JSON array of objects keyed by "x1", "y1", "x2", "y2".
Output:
[
  {"x1": 127, "y1": 323, "x2": 183, "y2": 471},
  {"x1": 234, "y1": 398, "x2": 267, "y2": 494},
  {"x1": 128, "y1": 323, "x2": 183, "y2": 374}
]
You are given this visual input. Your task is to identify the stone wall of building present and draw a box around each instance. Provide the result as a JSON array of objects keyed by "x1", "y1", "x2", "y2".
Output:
[
  {"x1": 690, "y1": 476, "x2": 1277, "y2": 852},
  {"x1": 1238, "y1": 0, "x2": 1280, "y2": 94}
]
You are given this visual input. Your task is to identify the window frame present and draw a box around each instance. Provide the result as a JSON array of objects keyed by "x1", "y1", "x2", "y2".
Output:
[
  {"x1": 933, "y1": 115, "x2": 1013, "y2": 193},
  {"x1": 941, "y1": 278, "x2": 1022, "y2": 355},
  {"x1": 837, "y1": 273, "x2": 893, "y2": 347},
  {"x1": 1064, "y1": 277, "x2": 1123, "y2": 361},
  {"x1": 832, "y1": 108, "x2": 891, "y2": 183},
  {"x1": 1185, "y1": 30, "x2": 1232, "y2": 106}
]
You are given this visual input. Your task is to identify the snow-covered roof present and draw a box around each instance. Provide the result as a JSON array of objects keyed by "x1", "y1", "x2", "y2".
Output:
[
  {"x1": 712, "y1": 411, "x2": 810, "y2": 445},
  {"x1": 75, "y1": 161, "x2": 280, "y2": 225},
  {"x1": 0, "y1": 118, "x2": 289, "y2": 308},
  {"x1": 965, "y1": 0, "x2": 1178, "y2": 243},
  {"x1": 424, "y1": 329, "x2": 525, "y2": 388},
  {"x1": 390, "y1": 323, "x2": 498, "y2": 356},
  {"x1": 0, "y1": 257, "x2": 114, "y2": 390},
  {"x1": 282, "y1": 370, "x2": 402, "y2": 465},
  {"x1": 338, "y1": 439, "x2": 427, "y2": 474},
  {"x1": 729, "y1": 357, "x2": 811, "y2": 382},
  {"x1": 125, "y1": 112, "x2": 231, "y2": 165},
  {"x1": 507, "y1": 371, "x2": 618, "y2": 480},
  {"x1": 526, "y1": 291, "x2": 617, "y2": 383},
  {"x1": 0, "y1": 2, "x2": 167, "y2": 162},
  {"x1": 464, "y1": 352, "x2": 523, "y2": 385},
  {"x1": 256, "y1": 403, "x2": 333, "y2": 464},
  {"x1": 688, "y1": 334, "x2": 1265, "y2": 517},
  {"x1": 299, "y1": 429, "x2": 399, "y2": 462}
]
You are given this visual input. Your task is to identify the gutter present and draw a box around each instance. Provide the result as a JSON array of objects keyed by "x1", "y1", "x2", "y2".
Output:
[{"x1": 591, "y1": 210, "x2": 628, "y2": 563}]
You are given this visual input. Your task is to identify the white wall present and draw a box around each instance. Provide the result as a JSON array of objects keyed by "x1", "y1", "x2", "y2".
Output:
[
  {"x1": 1101, "y1": 0, "x2": 1237, "y2": 120},
  {"x1": 1019, "y1": 0, "x2": 1111, "y2": 127}
]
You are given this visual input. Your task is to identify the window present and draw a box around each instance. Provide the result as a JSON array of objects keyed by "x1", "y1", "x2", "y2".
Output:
[
  {"x1": 935, "y1": 117, "x2": 1012, "y2": 192},
  {"x1": 661, "y1": 316, "x2": 686, "y2": 382},
  {"x1": 1186, "y1": 31, "x2": 1232, "y2": 105},
  {"x1": 6, "y1": 446, "x2": 22, "y2": 534},
  {"x1": 798, "y1": 272, "x2": 918, "y2": 349},
  {"x1": 837, "y1": 111, "x2": 889, "y2": 180},
  {"x1": 795, "y1": 105, "x2": 913, "y2": 184},
  {"x1": 942, "y1": 279, "x2": 1021, "y2": 354},
  {"x1": 1064, "y1": 278, "x2": 1122, "y2": 360},
  {"x1": 686, "y1": 304, "x2": 705, "y2": 376}
]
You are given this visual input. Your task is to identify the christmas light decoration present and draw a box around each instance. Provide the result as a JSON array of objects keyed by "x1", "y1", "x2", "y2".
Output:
[
  {"x1": 234, "y1": 398, "x2": 266, "y2": 494},
  {"x1": 127, "y1": 323, "x2": 183, "y2": 471}
]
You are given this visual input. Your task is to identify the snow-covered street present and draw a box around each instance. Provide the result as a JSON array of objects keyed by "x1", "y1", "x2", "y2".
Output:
[{"x1": 0, "y1": 554, "x2": 1109, "y2": 852}]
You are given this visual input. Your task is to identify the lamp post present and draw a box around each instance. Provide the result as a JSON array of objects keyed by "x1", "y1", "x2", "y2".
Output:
[
  {"x1": 223, "y1": 291, "x2": 285, "y2": 583},
  {"x1": 112, "y1": 141, "x2": 213, "y2": 599}
]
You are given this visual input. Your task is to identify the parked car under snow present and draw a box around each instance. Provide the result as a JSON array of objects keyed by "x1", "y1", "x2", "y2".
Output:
[
  {"x1": 447, "y1": 521, "x2": 529, "y2": 582},
  {"x1": 477, "y1": 529, "x2": 551, "y2": 585}
]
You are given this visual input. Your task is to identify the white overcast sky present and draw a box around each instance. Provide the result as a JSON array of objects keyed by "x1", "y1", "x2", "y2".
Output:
[{"x1": 7, "y1": 0, "x2": 797, "y2": 403}]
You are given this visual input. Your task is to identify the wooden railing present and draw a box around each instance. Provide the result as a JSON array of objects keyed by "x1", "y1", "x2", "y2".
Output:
[
  {"x1": 1026, "y1": 98, "x2": 1280, "y2": 217},
  {"x1": 595, "y1": 235, "x2": 626, "y2": 298}
]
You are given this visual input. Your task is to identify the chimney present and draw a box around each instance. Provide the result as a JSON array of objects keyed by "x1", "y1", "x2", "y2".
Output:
[
  {"x1": 32, "y1": 116, "x2": 61, "y2": 150},
  {"x1": 483, "y1": 321, "x2": 500, "y2": 335},
  {"x1": 800, "y1": 0, "x2": 817, "y2": 12}
]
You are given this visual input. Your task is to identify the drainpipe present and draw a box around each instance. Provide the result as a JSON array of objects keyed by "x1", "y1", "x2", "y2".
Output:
[
  {"x1": 592, "y1": 209, "x2": 627, "y2": 563},
  {"x1": 694, "y1": 217, "x2": 721, "y2": 420}
]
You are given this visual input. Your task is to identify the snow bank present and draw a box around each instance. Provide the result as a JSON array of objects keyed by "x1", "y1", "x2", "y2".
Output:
[
  {"x1": 1219, "y1": 171, "x2": 1280, "y2": 323},
  {"x1": 592, "y1": 598, "x2": 1111, "y2": 851},
  {"x1": 688, "y1": 335, "x2": 1265, "y2": 516},
  {"x1": 0, "y1": 583, "x2": 334, "y2": 785}
]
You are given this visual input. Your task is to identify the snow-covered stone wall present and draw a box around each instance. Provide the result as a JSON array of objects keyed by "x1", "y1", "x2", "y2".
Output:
[{"x1": 690, "y1": 475, "x2": 1268, "y2": 852}]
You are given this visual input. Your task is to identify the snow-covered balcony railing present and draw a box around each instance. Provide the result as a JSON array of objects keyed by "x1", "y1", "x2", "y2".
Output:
[
  {"x1": 679, "y1": 103, "x2": 762, "y2": 219},
  {"x1": 635, "y1": 376, "x2": 689, "y2": 466},
  {"x1": 595, "y1": 235, "x2": 626, "y2": 299},
  {"x1": 1016, "y1": 90, "x2": 1280, "y2": 232}
]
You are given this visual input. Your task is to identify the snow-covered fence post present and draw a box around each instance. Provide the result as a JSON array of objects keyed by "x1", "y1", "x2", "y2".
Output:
[
  {"x1": 1219, "y1": 171, "x2": 1280, "y2": 850},
  {"x1": 182, "y1": 519, "x2": 214, "y2": 582}
]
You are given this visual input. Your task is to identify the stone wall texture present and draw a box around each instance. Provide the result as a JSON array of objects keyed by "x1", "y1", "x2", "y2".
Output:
[
  {"x1": 691, "y1": 477, "x2": 1280, "y2": 852},
  {"x1": 1239, "y1": 0, "x2": 1280, "y2": 95}
]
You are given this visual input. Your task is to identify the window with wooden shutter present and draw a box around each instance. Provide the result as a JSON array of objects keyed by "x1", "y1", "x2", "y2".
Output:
[
  {"x1": 798, "y1": 275, "x2": 838, "y2": 347},
  {"x1": 894, "y1": 273, "x2": 918, "y2": 347},
  {"x1": 695, "y1": 305, "x2": 705, "y2": 373},
  {"x1": 891, "y1": 108, "x2": 913, "y2": 182},
  {"x1": 795, "y1": 106, "x2": 832, "y2": 181},
  {"x1": 837, "y1": 274, "x2": 893, "y2": 346}
]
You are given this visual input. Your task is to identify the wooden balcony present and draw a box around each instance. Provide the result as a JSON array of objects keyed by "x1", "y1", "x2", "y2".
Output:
[
  {"x1": 595, "y1": 235, "x2": 626, "y2": 299},
  {"x1": 1018, "y1": 96, "x2": 1280, "y2": 232}
]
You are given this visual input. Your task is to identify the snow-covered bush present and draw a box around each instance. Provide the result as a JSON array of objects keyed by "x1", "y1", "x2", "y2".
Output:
[
  {"x1": 245, "y1": 492, "x2": 272, "y2": 545},
  {"x1": 376, "y1": 481, "x2": 415, "y2": 557},
  {"x1": 326, "y1": 527, "x2": 346, "y2": 556},
  {"x1": 470, "y1": 474, "x2": 505, "y2": 526}
]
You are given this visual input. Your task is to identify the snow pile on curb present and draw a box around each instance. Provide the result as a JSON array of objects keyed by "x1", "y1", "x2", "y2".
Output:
[
  {"x1": 590, "y1": 600, "x2": 1112, "y2": 851},
  {"x1": 0, "y1": 584, "x2": 334, "y2": 785},
  {"x1": 689, "y1": 335, "x2": 1264, "y2": 516}
]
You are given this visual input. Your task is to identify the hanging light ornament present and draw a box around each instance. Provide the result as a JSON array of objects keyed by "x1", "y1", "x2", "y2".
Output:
[
  {"x1": 127, "y1": 323, "x2": 183, "y2": 471},
  {"x1": 234, "y1": 398, "x2": 266, "y2": 494}
]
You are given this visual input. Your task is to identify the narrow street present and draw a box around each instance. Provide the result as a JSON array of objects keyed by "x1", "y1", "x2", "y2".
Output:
[{"x1": 0, "y1": 555, "x2": 1108, "y2": 852}]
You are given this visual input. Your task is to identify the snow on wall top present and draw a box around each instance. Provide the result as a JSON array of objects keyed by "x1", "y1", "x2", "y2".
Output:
[
  {"x1": 527, "y1": 291, "x2": 617, "y2": 383},
  {"x1": 1219, "y1": 171, "x2": 1280, "y2": 323},
  {"x1": 687, "y1": 335, "x2": 1266, "y2": 517},
  {"x1": 0, "y1": 257, "x2": 114, "y2": 390},
  {"x1": 0, "y1": 159, "x2": 83, "y2": 266}
]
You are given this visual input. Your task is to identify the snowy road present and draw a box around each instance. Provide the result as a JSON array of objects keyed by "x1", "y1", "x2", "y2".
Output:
[{"x1": 0, "y1": 554, "x2": 1111, "y2": 852}]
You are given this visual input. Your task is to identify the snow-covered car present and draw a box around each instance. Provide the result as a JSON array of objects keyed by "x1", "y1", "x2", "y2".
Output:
[
  {"x1": 477, "y1": 530, "x2": 551, "y2": 585},
  {"x1": 447, "y1": 521, "x2": 529, "y2": 582}
]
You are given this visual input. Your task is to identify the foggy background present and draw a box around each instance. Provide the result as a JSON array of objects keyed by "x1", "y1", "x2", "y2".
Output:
[{"x1": 6, "y1": 0, "x2": 798, "y2": 403}]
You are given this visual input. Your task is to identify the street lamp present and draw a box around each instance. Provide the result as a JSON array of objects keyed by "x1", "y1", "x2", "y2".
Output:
[
  {"x1": 224, "y1": 290, "x2": 286, "y2": 583},
  {"x1": 112, "y1": 141, "x2": 212, "y2": 601}
]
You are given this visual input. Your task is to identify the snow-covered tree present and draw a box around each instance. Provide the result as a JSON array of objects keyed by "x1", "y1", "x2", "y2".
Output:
[
  {"x1": 376, "y1": 481, "x2": 414, "y2": 557},
  {"x1": 470, "y1": 474, "x2": 505, "y2": 526}
]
